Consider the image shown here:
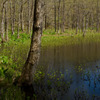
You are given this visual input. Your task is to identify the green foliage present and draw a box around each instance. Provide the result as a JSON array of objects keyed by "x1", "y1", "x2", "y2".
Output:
[
  {"x1": 0, "y1": 56, "x2": 9, "y2": 65},
  {"x1": 0, "y1": 67, "x2": 5, "y2": 77},
  {"x1": 43, "y1": 29, "x2": 56, "y2": 35},
  {"x1": 75, "y1": 66, "x2": 83, "y2": 72},
  {"x1": 34, "y1": 70, "x2": 45, "y2": 84},
  {"x1": 5, "y1": 69, "x2": 15, "y2": 79},
  {"x1": 0, "y1": 86, "x2": 25, "y2": 100},
  {"x1": 0, "y1": 55, "x2": 21, "y2": 81},
  {"x1": 10, "y1": 33, "x2": 31, "y2": 43}
]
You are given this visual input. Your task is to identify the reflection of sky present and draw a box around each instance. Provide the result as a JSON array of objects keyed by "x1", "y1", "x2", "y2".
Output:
[{"x1": 39, "y1": 43, "x2": 100, "y2": 99}]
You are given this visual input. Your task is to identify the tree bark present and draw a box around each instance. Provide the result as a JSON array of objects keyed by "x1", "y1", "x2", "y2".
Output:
[
  {"x1": 10, "y1": 0, "x2": 15, "y2": 35},
  {"x1": 20, "y1": 0, "x2": 24, "y2": 31},
  {"x1": 57, "y1": 0, "x2": 61, "y2": 33},
  {"x1": 17, "y1": 7, "x2": 21, "y2": 39},
  {"x1": 62, "y1": 0, "x2": 65, "y2": 33},
  {"x1": 27, "y1": 0, "x2": 30, "y2": 34},
  {"x1": 96, "y1": 0, "x2": 99, "y2": 32},
  {"x1": 17, "y1": 0, "x2": 43, "y2": 86},
  {"x1": 76, "y1": 4, "x2": 79, "y2": 35},
  {"x1": 1, "y1": 1, "x2": 5, "y2": 43},
  {"x1": 54, "y1": 0, "x2": 57, "y2": 32},
  {"x1": 5, "y1": 1, "x2": 8, "y2": 41},
  {"x1": 30, "y1": 0, "x2": 34, "y2": 33}
]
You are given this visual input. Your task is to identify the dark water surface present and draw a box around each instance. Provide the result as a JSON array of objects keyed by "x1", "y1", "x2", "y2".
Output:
[{"x1": 38, "y1": 42, "x2": 100, "y2": 100}]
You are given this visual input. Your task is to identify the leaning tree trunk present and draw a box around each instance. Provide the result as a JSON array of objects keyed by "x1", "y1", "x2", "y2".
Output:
[{"x1": 17, "y1": 0, "x2": 43, "y2": 86}]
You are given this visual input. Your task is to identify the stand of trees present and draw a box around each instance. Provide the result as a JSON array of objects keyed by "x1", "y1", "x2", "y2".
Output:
[{"x1": 0, "y1": 0, "x2": 100, "y2": 42}]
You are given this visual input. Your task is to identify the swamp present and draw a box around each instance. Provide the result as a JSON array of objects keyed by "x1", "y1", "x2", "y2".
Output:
[{"x1": 0, "y1": 0, "x2": 100, "y2": 100}]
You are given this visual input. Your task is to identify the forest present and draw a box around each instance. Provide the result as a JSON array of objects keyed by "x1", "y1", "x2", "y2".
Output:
[{"x1": 0, "y1": 0, "x2": 100, "y2": 100}]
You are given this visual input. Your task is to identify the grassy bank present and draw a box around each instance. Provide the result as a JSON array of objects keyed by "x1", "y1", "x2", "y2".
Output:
[
  {"x1": 2, "y1": 30, "x2": 100, "y2": 47},
  {"x1": 42, "y1": 33, "x2": 100, "y2": 47}
]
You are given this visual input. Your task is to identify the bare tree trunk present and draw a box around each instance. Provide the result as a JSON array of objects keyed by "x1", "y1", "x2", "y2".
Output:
[
  {"x1": 96, "y1": 0, "x2": 99, "y2": 32},
  {"x1": 44, "y1": 14, "x2": 47, "y2": 29},
  {"x1": 27, "y1": 0, "x2": 30, "y2": 34},
  {"x1": 57, "y1": 0, "x2": 61, "y2": 33},
  {"x1": 44, "y1": 1, "x2": 47, "y2": 30},
  {"x1": 72, "y1": 0, "x2": 76, "y2": 29},
  {"x1": 76, "y1": 17, "x2": 79, "y2": 34},
  {"x1": 89, "y1": 13, "x2": 94, "y2": 30},
  {"x1": 30, "y1": 0, "x2": 34, "y2": 33},
  {"x1": 91, "y1": 13, "x2": 94, "y2": 30},
  {"x1": 76, "y1": 5, "x2": 79, "y2": 35},
  {"x1": 17, "y1": 0, "x2": 43, "y2": 86},
  {"x1": 17, "y1": 7, "x2": 21, "y2": 39},
  {"x1": 82, "y1": 16, "x2": 85, "y2": 36},
  {"x1": 5, "y1": 1, "x2": 8, "y2": 41},
  {"x1": 12, "y1": 0, "x2": 16, "y2": 34},
  {"x1": 10, "y1": 0, "x2": 15, "y2": 35},
  {"x1": 1, "y1": 2, "x2": 5, "y2": 43},
  {"x1": 83, "y1": 14, "x2": 88, "y2": 37},
  {"x1": 54, "y1": 0, "x2": 57, "y2": 32},
  {"x1": 62, "y1": 0, "x2": 65, "y2": 33},
  {"x1": 20, "y1": 0, "x2": 24, "y2": 31}
]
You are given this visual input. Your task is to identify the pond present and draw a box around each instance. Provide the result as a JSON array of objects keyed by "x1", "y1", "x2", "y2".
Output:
[
  {"x1": 0, "y1": 42, "x2": 100, "y2": 100},
  {"x1": 38, "y1": 42, "x2": 100, "y2": 100}
]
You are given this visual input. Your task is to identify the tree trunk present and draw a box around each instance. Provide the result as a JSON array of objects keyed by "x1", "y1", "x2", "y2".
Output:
[
  {"x1": 17, "y1": 0, "x2": 43, "y2": 86},
  {"x1": 57, "y1": 0, "x2": 61, "y2": 33},
  {"x1": 1, "y1": 2, "x2": 5, "y2": 43},
  {"x1": 10, "y1": 0, "x2": 15, "y2": 35},
  {"x1": 54, "y1": 0, "x2": 56, "y2": 32},
  {"x1": 30, "y1": 0, "x2": 34, "y2": 33},
  {"x1": 17, "y1": 8, "x2": 21, "y2": 39},
  {"x1": 76, "y1": 17, "x2": 79, "y2": 35},
  {"x1": 12, "y1": 0, "x2": 16, "y2": 34},
  {"x1": 5, "y1": 1, "x2": 8, "y2": 41},
  {"x1": 62, "y1": 0, "x2": 65, "y2": 33},
  {"x1": 27, "y1": 0, "x2": 30, "y2": 34},
  {"x1": 20, "y1": 0, "x2": 24, "y2": 31},
  {"x1": 45, "y1": 14, "x2": 47, "y2": 29},
  {"x1": 83, "y1": 14, "x2": 88, "y2": 37},
  {"x1": 96, "y1": 0, "x2": 99, "y2": 32},
  {"x1": 76, "y1": 5, "x2": 79, "y2": 35}
]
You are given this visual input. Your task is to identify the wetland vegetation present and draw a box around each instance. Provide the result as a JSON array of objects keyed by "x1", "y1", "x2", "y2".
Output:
[
  {"x1": 0, "y1": 0, "x2": 100, "y2": 100},
  {"x1": 0, "y1": 31, "x2": 100, "y2": 100}
]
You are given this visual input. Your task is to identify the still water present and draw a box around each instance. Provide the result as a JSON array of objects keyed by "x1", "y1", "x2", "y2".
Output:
[{"x1": 38, "y1": 42, "x2": 100, "y2": 100}]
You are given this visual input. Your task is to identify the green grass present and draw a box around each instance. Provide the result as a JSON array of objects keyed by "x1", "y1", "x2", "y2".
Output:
[{"x1": 41, "y1": 33, "x2": 100, "y2": 47}]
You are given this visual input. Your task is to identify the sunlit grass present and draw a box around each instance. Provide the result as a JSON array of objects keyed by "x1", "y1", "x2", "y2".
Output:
[{"x1": 41, "y1": 32, "x2": 100, "y2": 47}]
